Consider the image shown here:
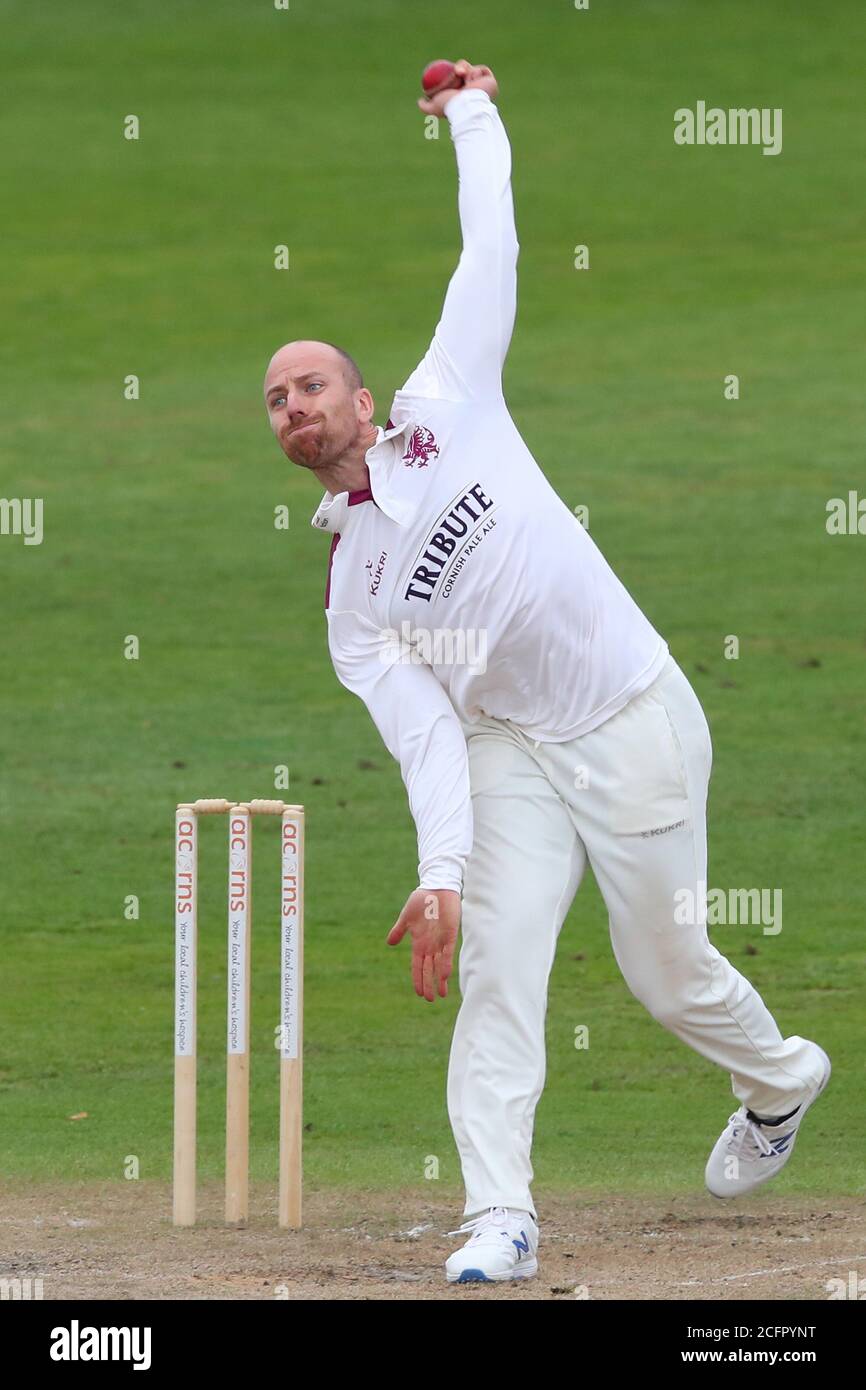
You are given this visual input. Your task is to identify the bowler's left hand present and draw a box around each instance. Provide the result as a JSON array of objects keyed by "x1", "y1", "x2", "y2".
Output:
[{"x1": 387, "y1": 888, "x2": 461, "y2": 1002}]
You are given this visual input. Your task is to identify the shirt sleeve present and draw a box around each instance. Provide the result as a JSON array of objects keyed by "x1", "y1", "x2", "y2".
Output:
[
  {"x1": 397, "y1": 88, "x2": 519, "y2": 403},
  {"x1": 326, "y1": 607, "x2": 473, "y2": 893}
]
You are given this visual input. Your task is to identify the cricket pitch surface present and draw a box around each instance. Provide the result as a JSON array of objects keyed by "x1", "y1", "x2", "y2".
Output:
[{"x1": 2, "y1": 1183, "x2": 864, "y2": 1300}]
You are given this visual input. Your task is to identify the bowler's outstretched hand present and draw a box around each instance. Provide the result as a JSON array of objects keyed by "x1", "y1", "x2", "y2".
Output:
[{"x1": 387, "y1": 888, "x2": 461, "y2": 1002}]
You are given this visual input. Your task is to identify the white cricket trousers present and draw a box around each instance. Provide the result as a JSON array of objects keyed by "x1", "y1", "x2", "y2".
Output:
[{"x1": 448, "y1": 655, "x2": 824, "y2": 1220}]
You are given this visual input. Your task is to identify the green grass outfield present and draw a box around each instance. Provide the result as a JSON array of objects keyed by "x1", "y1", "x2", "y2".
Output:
[{"x1": 2, "y1": 0, "x2": 863, "y2": 1205}]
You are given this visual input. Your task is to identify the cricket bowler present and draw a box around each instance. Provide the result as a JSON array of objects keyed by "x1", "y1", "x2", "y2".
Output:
[{"x1": 263, "y1": 61, "x2": 831, "y2": 1284}]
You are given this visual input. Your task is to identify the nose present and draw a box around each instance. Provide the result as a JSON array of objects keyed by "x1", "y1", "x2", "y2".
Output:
[
  {"x1": 284, "y1": 400, "x2": 306, "y2": 431},
  {"x1": 289, "y1": 392, "x2": 316, "y2": 420}
]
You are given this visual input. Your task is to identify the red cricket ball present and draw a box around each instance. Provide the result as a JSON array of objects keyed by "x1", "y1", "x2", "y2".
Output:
[{"x1": 421, "y1": 59, "x2": 463, "y2": 99}]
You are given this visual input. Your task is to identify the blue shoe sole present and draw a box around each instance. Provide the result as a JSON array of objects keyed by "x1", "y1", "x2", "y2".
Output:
[{"x1": 447, "y1": 1259, "x2": 538, "y2": 1284}]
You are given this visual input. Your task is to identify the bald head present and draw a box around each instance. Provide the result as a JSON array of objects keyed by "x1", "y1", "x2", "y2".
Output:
[
  {"x1": 263, "y1": 338, "x2": 376, "y2": 481},
  {"x1": 265, "y1": 340, "x2": 363, "y2": 394}
]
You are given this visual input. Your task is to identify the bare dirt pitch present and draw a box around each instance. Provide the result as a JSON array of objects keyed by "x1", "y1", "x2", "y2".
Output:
[{"x1": 2, "y1": 1183, "x2": 864, "y2": 1300}]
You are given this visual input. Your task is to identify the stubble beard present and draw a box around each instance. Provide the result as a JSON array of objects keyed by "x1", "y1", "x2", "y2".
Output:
[
  {"x1": 286, "y1": 415, "x2": 362, "y2": 474},
  {"x1": 284, "y1": 418, "x2": 329, "y2": 470}
]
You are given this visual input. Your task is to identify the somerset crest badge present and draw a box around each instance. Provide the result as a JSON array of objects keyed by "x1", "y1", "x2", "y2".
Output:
[{"x1": 402, "y1": 425, "x2": 439, "y2": 469}]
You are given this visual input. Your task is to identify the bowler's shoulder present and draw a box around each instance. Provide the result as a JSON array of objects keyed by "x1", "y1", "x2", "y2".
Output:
[
  {"x1": 384, "y1": 393, "x2": 471, "y2": 474},
  {"x1": 387, "y1": 389, "x2": 468, "y2": 433}
]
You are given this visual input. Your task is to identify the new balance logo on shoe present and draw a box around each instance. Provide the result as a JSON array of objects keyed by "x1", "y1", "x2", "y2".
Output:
[{"x1": 765, "y1": 1134, "x2": 795, "y2": 1156}]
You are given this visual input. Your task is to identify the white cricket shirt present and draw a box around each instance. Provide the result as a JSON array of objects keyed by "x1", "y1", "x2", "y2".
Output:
[{"x1": 311, "y1": 89, "x2": 668, "y2": 892}]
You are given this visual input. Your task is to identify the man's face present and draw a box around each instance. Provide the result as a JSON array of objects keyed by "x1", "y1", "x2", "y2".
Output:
[{"x1": 264, "y1": 342, "x2": 371, "y2": 472}]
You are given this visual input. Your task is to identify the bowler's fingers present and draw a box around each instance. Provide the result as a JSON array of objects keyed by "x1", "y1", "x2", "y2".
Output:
[
  {"x1": 435, "y1": 952, "x2": 449, "y2": 999},
  {"x1": 412, "y1": 946, "x2": 425, "y2": 999},
  {"x1": 422, "y1": 952, "x2": 435, "y2": 1003},
  {"x1": 456, "y1": 60, "x2": 492, "y2": 84},
  {"x1": 387, "y1": 909, "x2": 410, "y2": 946}
]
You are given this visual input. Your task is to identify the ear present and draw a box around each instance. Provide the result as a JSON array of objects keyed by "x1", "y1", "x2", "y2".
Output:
[{"x1": 356, "y1": 387, "x2": 375, "y2": 424}]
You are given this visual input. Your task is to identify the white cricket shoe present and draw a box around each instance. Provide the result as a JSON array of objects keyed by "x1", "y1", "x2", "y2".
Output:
[
  {"x1": 705, "y1": 1044, "x2": 831, "y2": 1198},
  {"x1": 445, "y1": 1206, "x2": 539, "y2": 1284}
]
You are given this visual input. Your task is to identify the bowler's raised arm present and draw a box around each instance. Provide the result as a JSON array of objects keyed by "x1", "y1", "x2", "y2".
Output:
[{"x1": 403, "y1": 61, "x2": 519, "y2": 401}]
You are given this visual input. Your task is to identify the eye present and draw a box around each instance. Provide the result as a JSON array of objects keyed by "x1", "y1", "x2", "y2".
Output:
[
  {"x1": 306, "y1": 382, "x2": 324, "y2": 392},
  {"x1": 271, "y1": 394, "x2": 286, "y2": 408}
]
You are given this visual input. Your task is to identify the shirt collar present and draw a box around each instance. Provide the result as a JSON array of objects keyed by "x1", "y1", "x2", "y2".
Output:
[{"x1": 310, "y1": 419, "x2": 417, "y2": 534}]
